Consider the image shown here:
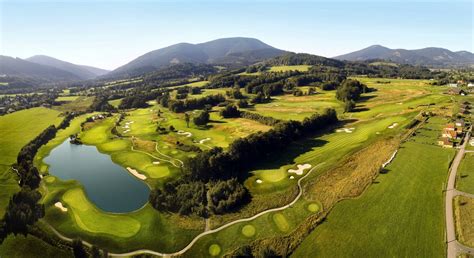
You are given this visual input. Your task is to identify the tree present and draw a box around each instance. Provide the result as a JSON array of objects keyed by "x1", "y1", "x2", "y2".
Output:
[
  {"x1": 91, "y1": 245, "x2": 101, "y2": 258},
  {"x1": 72, "y1": 238, "x2": 87, "y2": 258},
  {"x1": 193, "y1": 111, "x2": 210, "y2": 126},
  {"x1": 344, "y1": 100, "x2": 356, "y2": 112},
  {"x1": 220, "y1": 104, "x2": 240, "y2": 118},
  {"x1": 184, "y1": 113, "x2": 190, "y2": 128},
  {"x1": 237, "y1": 99, "x2": 248, "y2": 108}
]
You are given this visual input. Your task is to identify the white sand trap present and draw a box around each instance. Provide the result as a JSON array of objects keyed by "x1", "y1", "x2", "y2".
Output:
[
  {"x1": 256, "y1": 179, "x2": 263, "y2": 184},
  {"x1": 129, "y1": 121, "x2": 134, "y2": 124},
  {"x1": 153, "y1": 161, "x2": 160, "y2": 165},
  {"x1": 127, "y1": 167, "x2": 147, "y2": 180},
  {"x1": 470, "y1": 141, "x2": 474, "y2": 147},
  {"x1": 123, "y1": 125, "x2": 130, "y2": 129},
  {"x1": 336, "y1": 127, "x2": 355, "y2": 133},
  {"x1": 388, "y1": 123, "x2": 398, "y2": 129},
  {"x1": 288, "y1": 164, "x2": 312, "y2": 175},
  {"x1": 55, "y1": 202, "x2": 67, "y2": 212},
  {"x1": 199, "y1": 138, "x2": 211, "y2": 144},
  {"x1": 123, "y1": 129, "x2": 130, "y2": 133},
  {"x1": 397, "y1": 102, "x2": 403, "y2": 105},
  {"x1": 177, "y1": 130, "x2": 192, "y2": 137},
  {"x1": 289, "y1": 176, "x2": 295, "y2": 180},
  {"x1": 376, "y1": 132, "x2": 381, "y2": 135}
]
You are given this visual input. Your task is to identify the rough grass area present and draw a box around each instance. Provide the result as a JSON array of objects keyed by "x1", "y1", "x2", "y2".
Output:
[
  {"x1": 52, "y1": 96, "x2": 94, "y2": 112},
  {"x1": 55, "y1": 96, "x2": 79, "y2": 102},
  {"x1": 457, "y1": 153, "x2": 474, "y2": 194},
  {"x1": 269, "y1": 65, "x2": 311, "y2": 72},
  {"x1": 293, "y1": 135, "x2": 455, "y2": 257},
  {"x1": 455, "y1": 196, "x2": 474, "y2": 248},
  {"x1": 0, "y1": 234, "x2": 73, "y2": 257}
]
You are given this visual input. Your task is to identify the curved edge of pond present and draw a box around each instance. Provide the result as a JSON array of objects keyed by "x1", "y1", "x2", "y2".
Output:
[{"x1": 44, "y1": 139, "x2": 152, "y2": 214}]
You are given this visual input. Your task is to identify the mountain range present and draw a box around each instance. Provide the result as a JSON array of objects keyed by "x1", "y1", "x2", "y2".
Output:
[
  {"x1": 334, "y1": 45, "x2": 474, "y2": 67},
  {"x1": 1, "y1": 38, "x2": 473, "y2": 83},
  {"x1": 0, "y1": 55, "x2": 109, "y2": 82},
  {"x1": 107, "y1": 37, "x2": 286, "y2": 78}
]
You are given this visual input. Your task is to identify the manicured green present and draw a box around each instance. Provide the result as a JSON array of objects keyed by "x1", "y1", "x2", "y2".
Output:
[
  {"x1": 209, "y1": 244, "x2": 222, "y2": 256},
  {"x1": 307, "y1": 203, "x2": 319, "y2": 213},
  {"x1": 272, "y1": 213, "x2": 290, "y2": 232},
  {"x1": 63, "y1": 188, "x2": 141, "y2": 237},
  {"x1": 241, "y1": 224, "x2": 256, "y2": 237}
]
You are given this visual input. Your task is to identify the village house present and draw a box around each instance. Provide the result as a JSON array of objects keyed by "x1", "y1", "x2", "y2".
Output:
[
  {"x1": 442, "y1": 128, "x2": 457, "y2": 139},
  {"x1": 468, "y1": 83, "x2": 474, "y2": 87},
  {"x1": 438, "y1": 137, "x2": 454, "y2": 148},
  {"x1": 455, "y1": 119, "x2": 465, "y2": 128},
  {"x1": 447, "y1": 88, "x2": 467, "y2": 96}
]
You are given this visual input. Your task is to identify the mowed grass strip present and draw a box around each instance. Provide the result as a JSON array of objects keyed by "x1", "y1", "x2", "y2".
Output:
[
  {"x1": 292, "y1": 141, "x2": 455, "y2": 258},
  {"x1": 454, "y1": 196, "x2": 474, "y2": 247},
  {"x1": 457, "y1": 153, "x2": 474, "y2": 194},
  {"x1": 62, "y1": 188, "x2": 141, "y2": 238}
]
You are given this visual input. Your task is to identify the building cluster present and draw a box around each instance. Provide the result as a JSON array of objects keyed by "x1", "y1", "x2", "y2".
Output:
[{"x1": 438, "y1": 119, "x2": 465, "y2": 148}]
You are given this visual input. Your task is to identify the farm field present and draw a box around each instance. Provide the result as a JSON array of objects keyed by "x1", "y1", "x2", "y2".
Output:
[
  {"x1": 457, "y1": 153, "x2": 474, "y2": 194},
  {"x1": 292, "y1": 119, "x2": 455, "y2": 257},
  {"x1": 51, "y1": 96, "x2": 95, "y2": 112}
]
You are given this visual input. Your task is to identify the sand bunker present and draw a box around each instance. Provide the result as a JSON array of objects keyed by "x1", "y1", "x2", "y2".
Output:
[
  {"x1": 288, "y1": 164, "x2": 312, "y2": 175},
  {"x1": 256, "y1": 179, "x2": 263, "y2": 184},
  {"x1": 199, "y1": 138, "x2": 211, "y2": 144},
  {"x1": 177, "y1": 130, "x2": 192, "y2": 137},
  {"x1": 126, "y1": 167, "x2": 147, "y2": 180},
  {"x1": 123, "y1": 129, "x2": 130, "y2": 133},
  {"x1": 289, "y1": 176, "x2": 295, "y2": 180},
  {"x1": 388, "y1": 123, "x2": 398, "y2": 129},
  {"x1": 54, "y1": 202, "x2": 67, "y2": 212},
  {"x1": 336, "y1": 127, "x2": 355, "y2": 133},
  {"x1": 153, "y1": 161, "x2": 160, "y2": 165}
]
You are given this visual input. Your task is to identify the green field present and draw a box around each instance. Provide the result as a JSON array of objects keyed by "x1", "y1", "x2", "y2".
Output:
[
  {"x1": 457, "y1": 153, "x2": 474, "y2": 194},
  {"x1": 0, "y1": 234, "x2": 73, "y2": 257},
  {"x1": 55, "y1": 96, "x2": 80, "y2": 102},
  {"x1": 0, "y1": 107, "x2": 62, "y2": 215},
  {"x1": 52, "y1": 96, "x2": 95, "y2": 112},
  {"x1": 269, "y1": 65, "x2": 311, "y2": 72},
  {"x1": 293, "y1": 120, "x2": 455, "y2": 257}
]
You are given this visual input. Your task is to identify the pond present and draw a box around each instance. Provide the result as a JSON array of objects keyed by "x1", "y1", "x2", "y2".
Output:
[{"x1": 44, "y1": 140, "x2": 150, "y2": 213}]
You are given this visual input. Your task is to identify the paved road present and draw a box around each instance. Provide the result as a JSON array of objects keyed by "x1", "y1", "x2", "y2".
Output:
[{"x1": 446, "y1": 127, "x2": 473, "y2": 258}]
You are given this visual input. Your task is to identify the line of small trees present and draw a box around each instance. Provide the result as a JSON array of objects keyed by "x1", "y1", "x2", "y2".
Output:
[{"x1": 184, "y1": 108, "x2": 338, "y2": 182}]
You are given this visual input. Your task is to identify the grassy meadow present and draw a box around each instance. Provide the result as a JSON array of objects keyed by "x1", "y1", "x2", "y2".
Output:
[
  {"x1": 292, "y1": 118, "x2": 455, "y2": 258},
  {"x1": 457, "y1": 153, "x2": 474, "y2": 194}
]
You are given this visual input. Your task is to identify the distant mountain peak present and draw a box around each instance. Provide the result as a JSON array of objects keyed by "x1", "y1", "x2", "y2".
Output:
[
  {"x1": 26, "y1": 55, "x2": 109, "y2": 79},
  {"x1": 334, "y1": 45, "x2": 474, "y2": 67},
  {"x1": 107, "y1": 37, "x2": 286, "y2": 78}
]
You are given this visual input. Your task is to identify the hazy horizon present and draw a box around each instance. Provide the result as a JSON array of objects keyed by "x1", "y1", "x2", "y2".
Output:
[{"x1": 1, "y1": 0, "x2": 472, "y2": 70}]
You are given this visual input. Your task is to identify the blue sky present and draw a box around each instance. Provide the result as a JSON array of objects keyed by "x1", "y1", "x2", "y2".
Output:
[{"x1": 1, "y1": 0, "x2": 472, "y2": 70}]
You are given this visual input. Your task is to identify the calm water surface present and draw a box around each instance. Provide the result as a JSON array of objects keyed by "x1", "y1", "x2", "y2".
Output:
[{"x1": 45, "y1": 140, "x2": 150, "y2": 213}]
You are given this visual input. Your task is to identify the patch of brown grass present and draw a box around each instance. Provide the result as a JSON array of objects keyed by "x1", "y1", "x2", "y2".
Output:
[{"x1": 455, "y1": 195, "x2": 474, "y2": 247}]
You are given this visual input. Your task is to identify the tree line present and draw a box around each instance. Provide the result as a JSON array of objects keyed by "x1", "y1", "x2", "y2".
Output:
[{"x1": 149, "y1": 108, "x2": 338, "y2": 216}]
